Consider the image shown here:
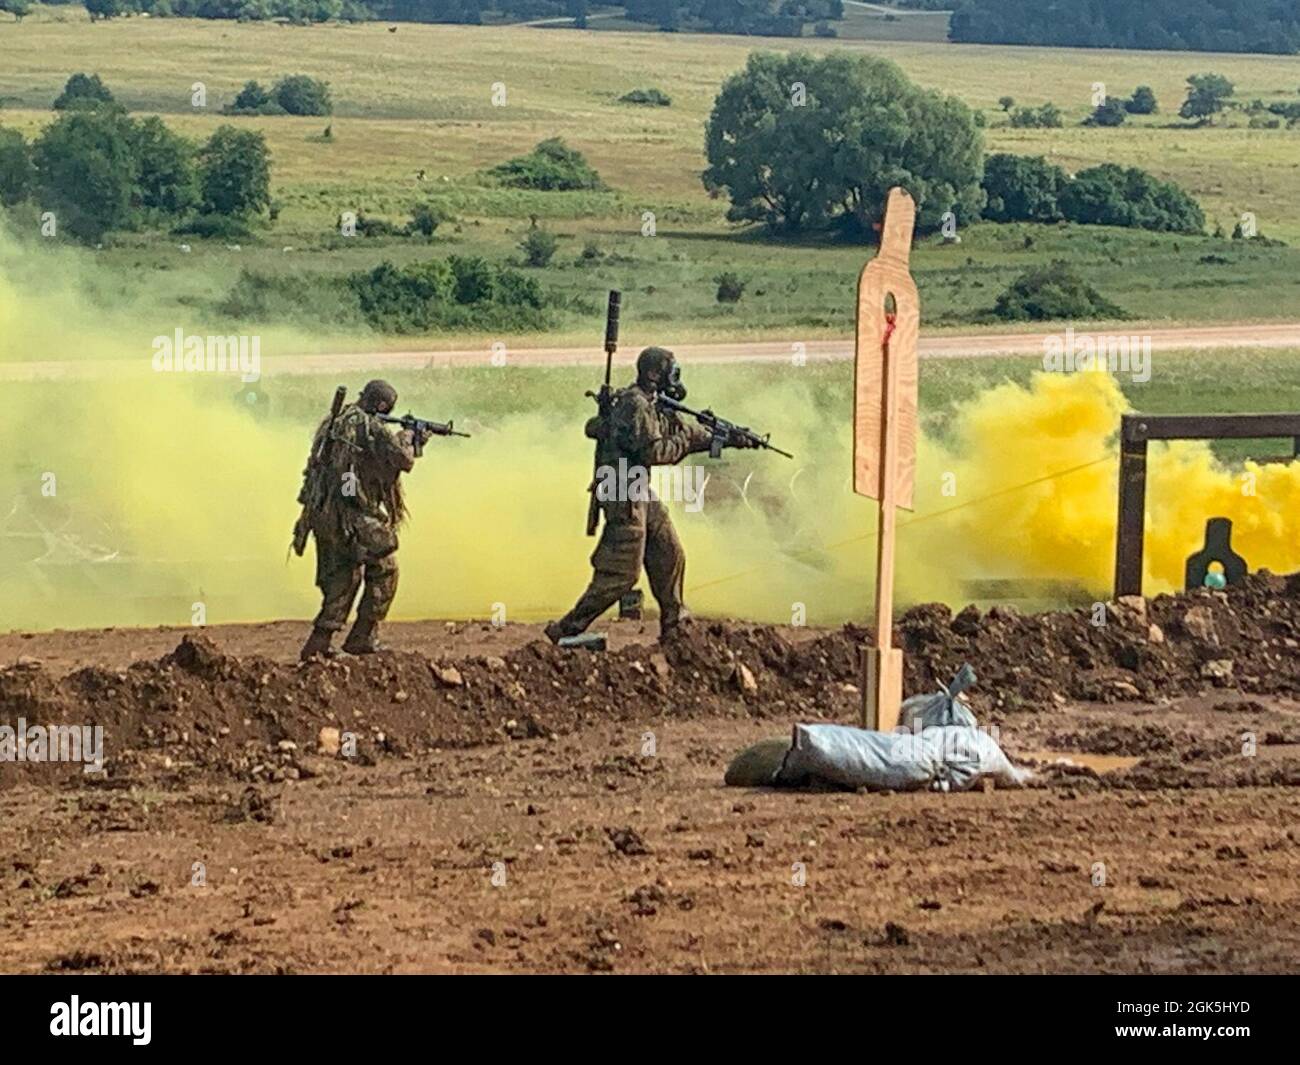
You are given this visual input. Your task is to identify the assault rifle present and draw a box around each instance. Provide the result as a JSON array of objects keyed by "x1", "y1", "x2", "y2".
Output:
[
  {"x1": 584, "y1": 290, "x2": 621, "y2": 536},
  {"x1": 291, "y1": 385, "x2": 347, "y2": 557},
  {"x1": 377, "y1": 414, "x2": 471, "y2": 457},
  {"x1": 656, "y1": 394, "x2": 794, "y2": 460}
]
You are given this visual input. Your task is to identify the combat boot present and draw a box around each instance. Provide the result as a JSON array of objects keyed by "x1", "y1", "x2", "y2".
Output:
[
  {"x1": 299, "y1": 626, "x2": 336, "y2": 661},
  {"x1": 659, "y1": 607, "x2": 693, "y2": 642},
  {"x1": 343, "y1": 619, "x2": 383, "y2": 655}
]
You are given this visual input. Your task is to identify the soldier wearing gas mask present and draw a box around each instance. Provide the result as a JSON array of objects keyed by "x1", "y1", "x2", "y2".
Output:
[{"x1": 546, "y1": 346, "x2": 759, "y2": 643}]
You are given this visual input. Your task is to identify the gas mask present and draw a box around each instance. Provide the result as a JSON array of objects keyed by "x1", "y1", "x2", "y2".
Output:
[{"x1": 661, "y1": 360, "x2": 687, "y2": 401}]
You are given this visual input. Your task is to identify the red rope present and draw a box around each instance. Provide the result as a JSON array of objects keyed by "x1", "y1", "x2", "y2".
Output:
[{"x1": 882, "y1": 311, "x2": 897, "y2": 351}]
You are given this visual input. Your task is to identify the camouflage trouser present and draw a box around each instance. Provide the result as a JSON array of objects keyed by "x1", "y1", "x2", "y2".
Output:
[
  {"x1": 555, "y1": 497, "x2": 685, "y2": 636},
  {"x1": 312, "y1": 534, "x2": 399, "y2": 632}
]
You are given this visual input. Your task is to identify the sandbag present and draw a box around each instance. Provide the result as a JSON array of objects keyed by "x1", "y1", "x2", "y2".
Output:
[
  {"x1": 899, "y1": 663, "x2": 979, "y2": 731},
  {"x1": 774, "y1": 722, "x2": 1032, "y2": 793},
  {"x1": 724, "y1": 738, "x2": 790, "y2": 787}
]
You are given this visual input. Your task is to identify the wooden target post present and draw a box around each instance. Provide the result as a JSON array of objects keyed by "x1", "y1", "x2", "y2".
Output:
[{"x1": 853, "y1": 188, "x2": 920, "y2": 732}]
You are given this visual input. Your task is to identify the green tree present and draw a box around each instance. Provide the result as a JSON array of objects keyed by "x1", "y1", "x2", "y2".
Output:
[
  {"x1": 981, "y1": 153, "x2": 1066, "y2": 222},
  {"x1": 0, "y1": 127, "x2": 34, "y2": 206},
  {"x1": 53, "y1": 73, "x2": 117, "y2": 111},
  {"x1": 198, "y1": 126, "x2": 271, "y2": 218},
  {"x1": 703, "y1": 51, "x2": 984, "y2": 236},
  {"x1": 130, "y1": 116, "x2": 198, "y2": 215},
  {"x1": 1125, "y1": 85, "x2": 1158, "y2": 114},
  {"x1": 1, "y1": 0, "x2": 33, "y2": 20},
  {"x1": 273, "y1": 75, "x2": 333, "y2": 116},
  {"x1": 1180, "y1": 73, "x2": 1234, "y2": 121},
  {"x1": 33, "y1": 109, "x2": 139, "y2": 241},
  {"x1": 998, "y1": 95, "x2": 1015, "y2": 111}
]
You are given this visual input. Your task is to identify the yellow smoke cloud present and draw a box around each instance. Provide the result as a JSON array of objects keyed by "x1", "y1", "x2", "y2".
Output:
[{"x1": 2, "y1": 233, "x2": 1298, "y2": 633}]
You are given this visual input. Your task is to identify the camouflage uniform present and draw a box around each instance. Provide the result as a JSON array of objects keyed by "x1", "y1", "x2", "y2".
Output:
[
  {"x1": 300, "y1": 381, "x2": 420, "y2": 658},
  {"x1": 550, "y1": 382, "x2": 714, "y2": 640}
]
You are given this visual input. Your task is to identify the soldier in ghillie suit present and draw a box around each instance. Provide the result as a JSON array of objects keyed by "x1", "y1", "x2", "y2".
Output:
[
  {"x1": 295, "y1": 379, "x2": 430, "y2": 660},
  {"x1": 546, "y1": 346, "x2": 759, "y2": 643}
]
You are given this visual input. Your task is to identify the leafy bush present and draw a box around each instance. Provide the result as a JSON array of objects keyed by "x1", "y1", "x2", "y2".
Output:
[
  {"x1": 349, "y1": 260, "x2": 456, "y2": 333},
  {"x1": 1125, "y1": 86, "x2": 1158, "y2": 114},
  {"x1": 407, "y1": 202, "x2": 445, "y2": 237},
  {"x1": 345, "y1": 256, "x2": 547, "y2": 333},
  {"x1": 225, "y1": 80, "x2": 285, "y2": 116},
  {"x1": 1266, "y1": 100, "x2": 1300, "y2": 120},
  {"x1": 174, "y1": 211, "x2": 252, "y2": 239},
  {"x1": 992, "y1": 262, "x2": 1126, "y2": 321},
  {"x1": 715, "y1": 271, "x2": 745, "y2": 303},
  {"x1": 1058, "y1": 163, "x2": 1204, "y2": 233},
  {"x1": 273, "y1": 75, "x2": 333, "y2": 116},
  {"x1": 619, "y1": 87, "x2": 672, "y2": 106},
  {"x1": 53, "y1": 73, "x2": 116, "y2": 111},
  {"x1": 1009, "y1": 102, "x2": 1063, "y2": 128},
  {"x1": 488, "y1": 138, "x2": 606, "y2": 192},
  {"x1": 981, "y1": 153, "x2": 1066, "y2": 222},
  {"x1": 519, "y1": 226, "x2": 559, "y2": 266},
  {"x1": 353, "y1": 211, "x2": 404, "y2": 237},
  {"x1": 217, "y1": 268, "x2": 352, "y2": 323},
  {"x1": 1085, "y1": 98, "x2": 1127, "y2": 126},
  {"x1": 235, "y1": 81, "x2": 272, "y2": 111}
]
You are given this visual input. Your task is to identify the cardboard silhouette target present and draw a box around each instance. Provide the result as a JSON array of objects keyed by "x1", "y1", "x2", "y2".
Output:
[{"x1": 853, "y1": 188, "x2": 919, "y2": 732}]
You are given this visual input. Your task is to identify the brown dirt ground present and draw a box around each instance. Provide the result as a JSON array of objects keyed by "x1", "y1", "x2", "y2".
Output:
[{"x1": 2, "y1": 577, "x2": 1299, "y2": 974}]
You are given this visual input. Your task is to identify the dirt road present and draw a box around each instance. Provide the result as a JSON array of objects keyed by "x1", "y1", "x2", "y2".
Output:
[{"x1": 5, "y1": 322, "x2": 1299, "y2": 380}]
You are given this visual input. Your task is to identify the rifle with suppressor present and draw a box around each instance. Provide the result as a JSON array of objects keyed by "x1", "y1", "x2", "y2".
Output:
[
  {"x1": 584, "y1": 290, "x2": 621, "y2": 535},
  {"x1": 291, "y1": 385, "x2": 347, "y2": 557},
  {"x1": 656, "y1": 394, "x2": 794, "y2": 460},
  {"x1": 377, "y1": 413, "x2": 470, "y2": 457}
]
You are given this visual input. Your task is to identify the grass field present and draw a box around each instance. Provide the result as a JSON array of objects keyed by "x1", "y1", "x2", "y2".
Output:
[{"x1": 3, "y1": 16, "x2": 1300, "y2": 343}]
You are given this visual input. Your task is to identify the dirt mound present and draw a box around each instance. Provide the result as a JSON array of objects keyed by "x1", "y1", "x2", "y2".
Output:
[
  {"x1": 2, "y1": 571, "x2": 1298, "y2": 789},
  {"x1": 894, "y1": 570, "x2": 1300, "y2": 711}
]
